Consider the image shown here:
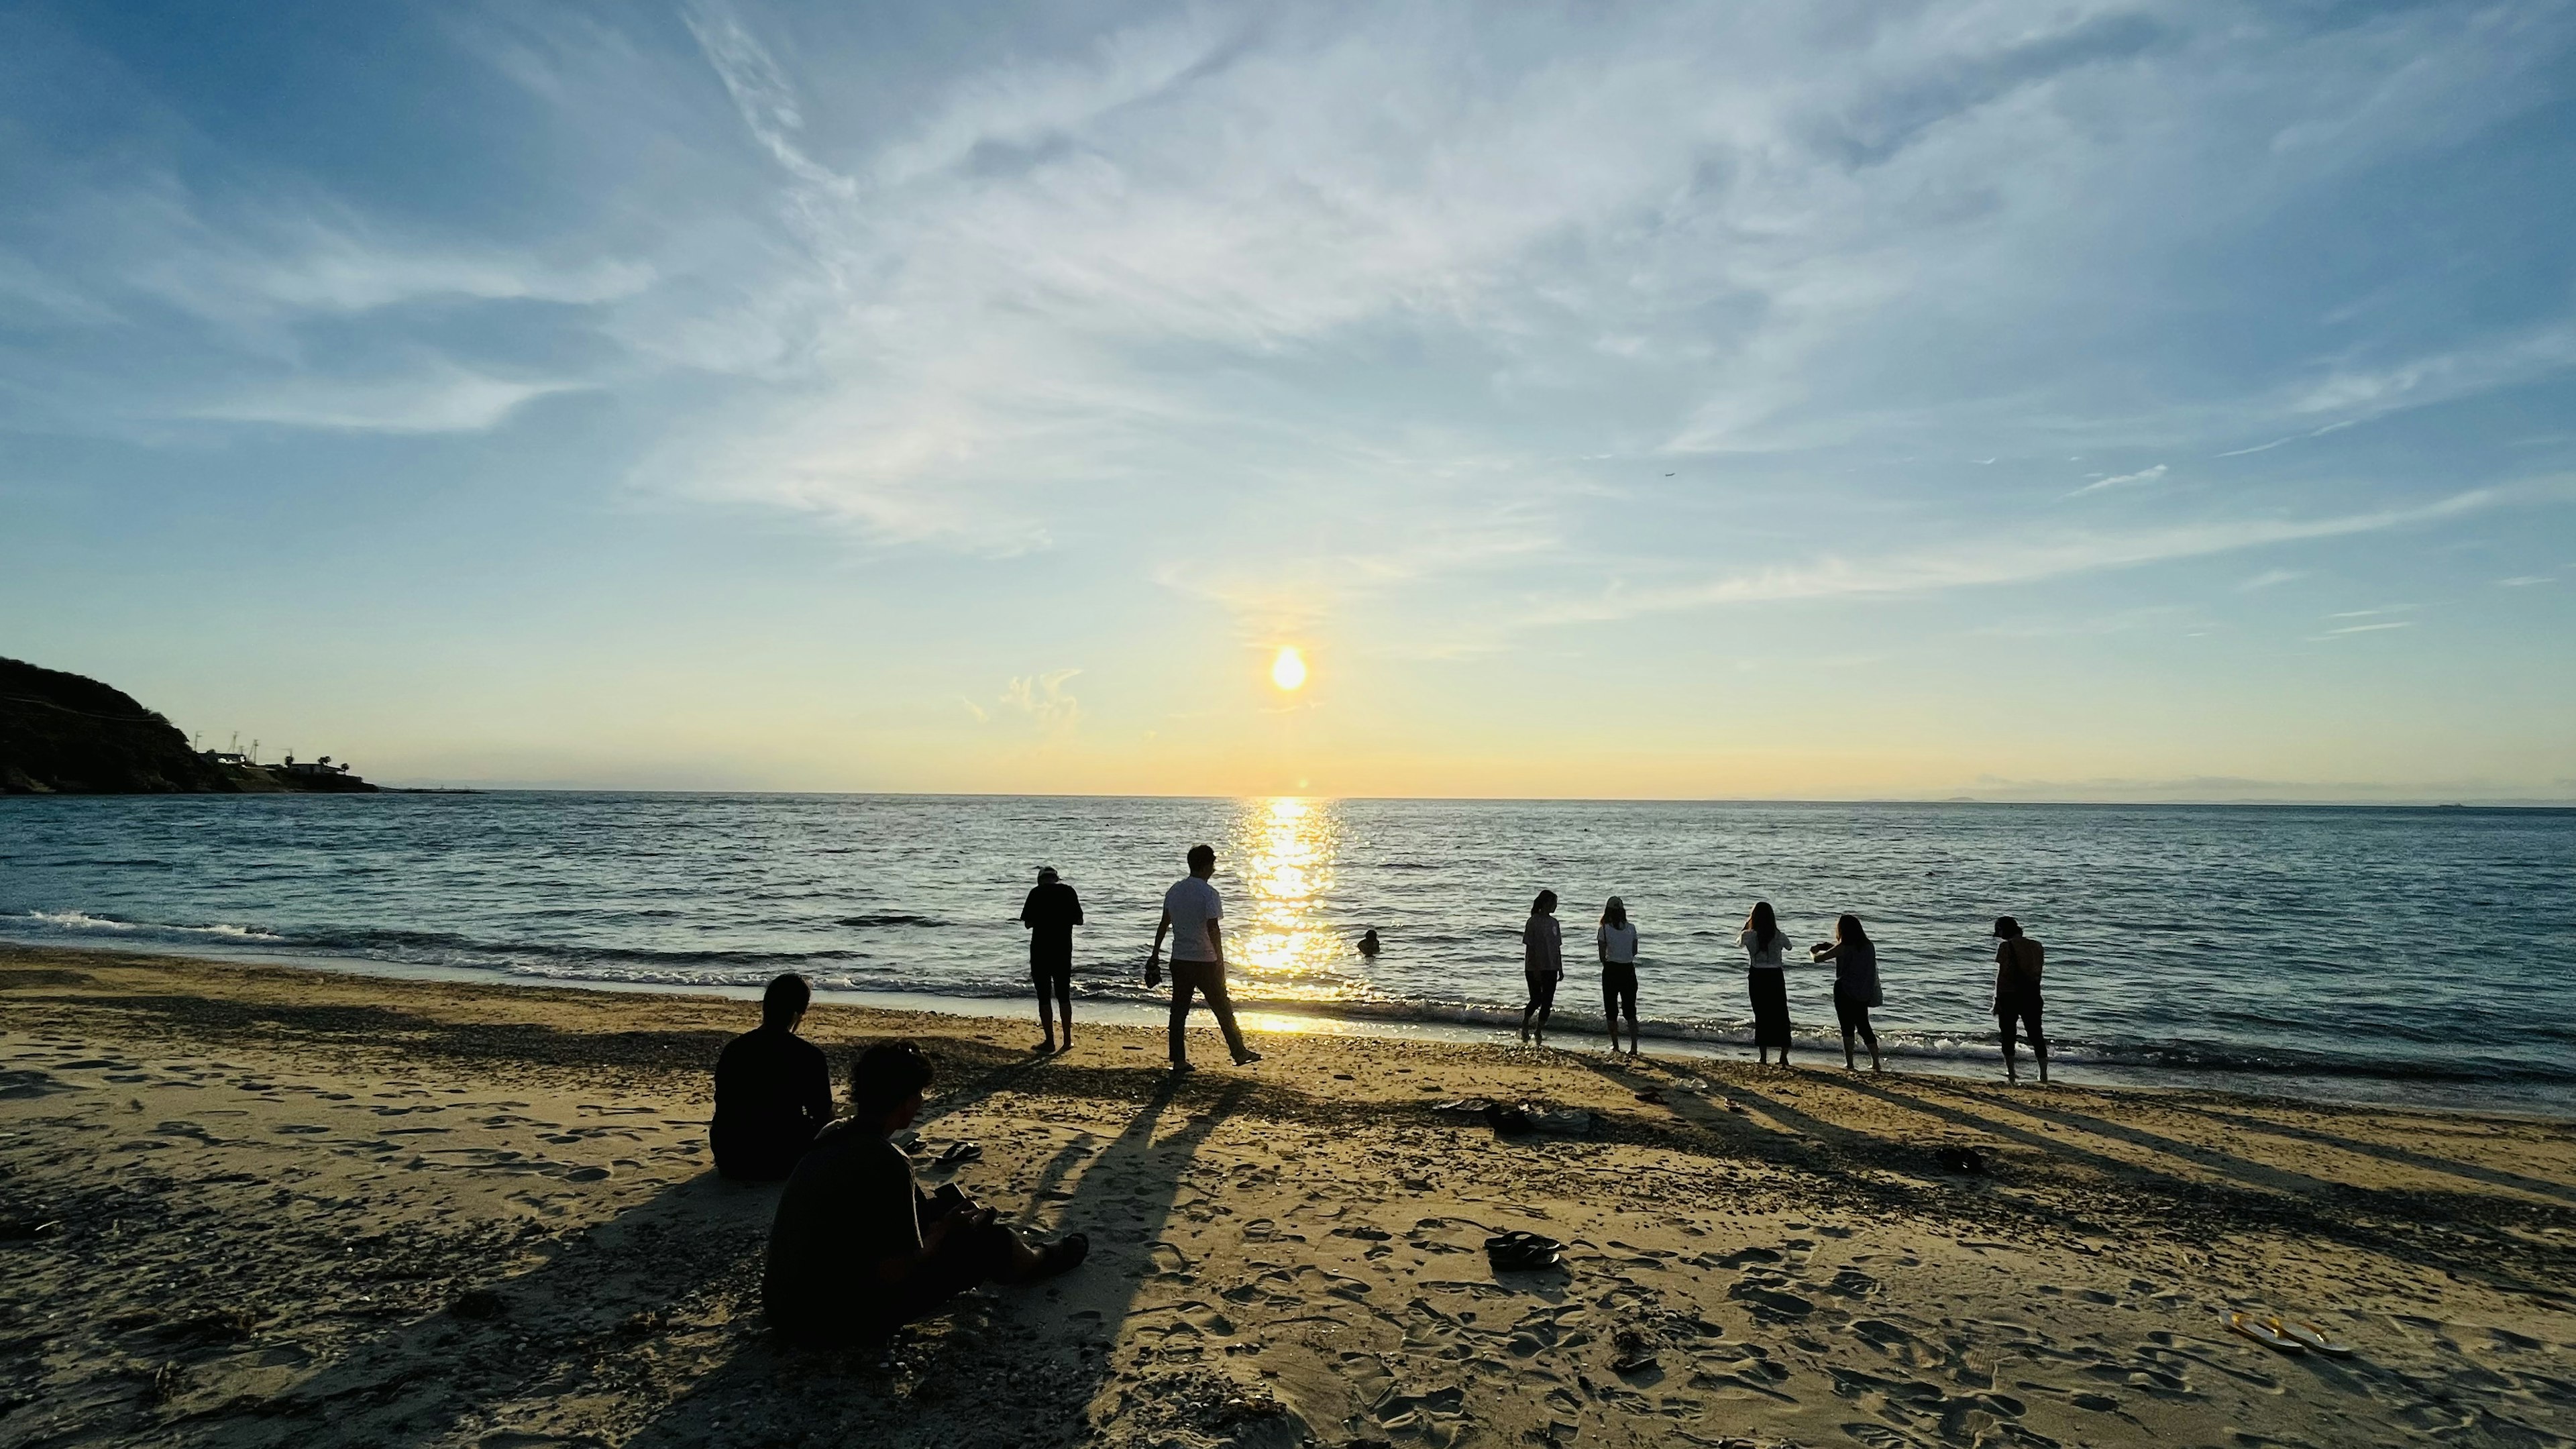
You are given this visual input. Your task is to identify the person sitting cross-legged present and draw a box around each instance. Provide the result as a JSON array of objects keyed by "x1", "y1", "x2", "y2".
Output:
[
  {"x1": 761, "y1": 1040, "x2": 1087, "y2": 1347},
  {"x1": 711, "y1": 973, "x2": 832, "y2": 1181}
]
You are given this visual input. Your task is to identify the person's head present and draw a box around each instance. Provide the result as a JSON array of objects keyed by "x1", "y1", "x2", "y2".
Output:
[
  {"x1": 761, "y1": 973, "x2": 812, "y2": 1031},
  {"x1": 1746, "y1": 900, "x2": 1778, "y2": 944},
  {"x1": 1835, "y1": 914, "x2": 1868, "y2": 946},
  {"x1": 1992, "y1": 915, "x2": 2023, "y2": 940},
  {"x1": 1602, "y1": 895, "x2": 1627, "y2": 929},
  {"x1": 1362, "y1": 928, "x2": 1379, "y2": 940},
  {"x1": 849, "y1": 1039, "x2": 934, "y2": 1132},
  {"x1": 1187, "y1": 843, "x2": 1216, "y2": 878},
  {"x1": 1036, "y1": 865, "x2": 1059, "y2": 885},
  {"x1": 1533, "y1": 890, "x2": 1558, "y2": 916}
]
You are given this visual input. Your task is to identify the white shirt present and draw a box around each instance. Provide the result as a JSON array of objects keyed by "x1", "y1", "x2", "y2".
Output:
[
  {"x1": 1163, "y1": 875, "x2": 1223, "y2": 962},
  {"x1": 1597, "y1": 922, "x2": 1638, "y2": 965},
  {"x1": 1739, "y1": 927, "x2": 1790, "y2": 970}
]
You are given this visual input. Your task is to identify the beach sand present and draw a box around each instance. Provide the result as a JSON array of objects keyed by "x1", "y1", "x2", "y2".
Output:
[{"x1": 3, "y1": 947, "x2": 2572, "y2": 1448}]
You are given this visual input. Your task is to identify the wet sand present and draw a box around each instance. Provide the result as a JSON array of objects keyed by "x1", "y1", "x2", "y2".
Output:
[{"x1": 4, "y1": 945, "x2": 2573, "y2": 1448}]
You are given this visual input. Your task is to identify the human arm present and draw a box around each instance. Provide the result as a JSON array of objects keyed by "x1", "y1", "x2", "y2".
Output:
[
  {"x1": 1020, "y1": 890, "x2": 1037, "y2": 930},
  {"x1": 1205, "y1": 918, "x2": 1224, "y2": 967},
  {"x1": 1068, "y1": 888, "x2": 1084, "y2": 928},
  {"x1": 800, "y1": 1043, "x2": 833, "y2": 1128},
  {"x1": 1597, "y1": 924, "x2": 1609, "y2": 967},
  {"x1": 1148, "y1": 908, "x2": 1171, "y2": 984}
]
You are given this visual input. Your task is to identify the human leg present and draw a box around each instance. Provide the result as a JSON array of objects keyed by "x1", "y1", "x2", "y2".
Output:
[
  {"x1": 1050, "y1": 971, "x2": 1074, "y2": 1048},
  {"x1": 2025, "y1": 996, "x2": 2048, "y2": 1083},
  {"x1": 1169, "y1": 971, "x2": 1201, "y2": 1065},
  {"x1": 1193, "y1": 965, "x2": 1257, "y2": 1063}
]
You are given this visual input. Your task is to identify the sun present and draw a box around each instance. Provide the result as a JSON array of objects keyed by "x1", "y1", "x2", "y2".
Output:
[{"x1": 1270, "y1": 646, "x2": 1308, "y2": 690}]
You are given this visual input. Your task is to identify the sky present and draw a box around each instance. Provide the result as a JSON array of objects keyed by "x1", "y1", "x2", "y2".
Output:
[{"x1": 3, "y1": 0, "x2": 2573, "y2": 800}]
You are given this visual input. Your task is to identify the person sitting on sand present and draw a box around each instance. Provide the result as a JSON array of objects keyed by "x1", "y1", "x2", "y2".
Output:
[
  {"x1": 711, "y1": 973, "x2": 833, "y2": 1181},
  {"x1": 1147, "y1": 843, "x2": 1261, "y2": 1073},
  {"x1": 1740, "y1": 902, "x2": 1795, "y2": 1066},
  {"x1": 1992, "y1": 915, "x2": 2048, "y2": 1084},
  {"x1": 1520, "y1": 890, "x2": 1563, "y2": 1046},
  {"x1": 1358, "y1": 928, "x2": 1382, "y2": 958},
  {"x1": 1597, "y1": 896, "x2": 1641, "y2": 1056},
  {"x1": 762, "y1": 1040, "x2": 1087, "y2": 1346},
  {"x1": 1810, "y1": 914, "x2": 1882, "y2": 1073},
  {"x1": 1019, "y1": 865, "x2": 1084, "y2": 1054}
]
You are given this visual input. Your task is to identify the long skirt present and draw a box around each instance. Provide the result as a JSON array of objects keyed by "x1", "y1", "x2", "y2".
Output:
[{"x1": 1748, "y1": 969, "x2": 1791, "y2": 1049}]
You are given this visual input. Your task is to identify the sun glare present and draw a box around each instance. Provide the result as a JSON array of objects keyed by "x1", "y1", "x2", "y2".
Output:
[{"x1": 1271, "y1": 647, "x2": 1307, "y2": 690}]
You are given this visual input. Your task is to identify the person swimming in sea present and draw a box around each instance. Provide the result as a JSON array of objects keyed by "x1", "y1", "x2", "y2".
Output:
[{"x1": 1358, "y1": 928, "x2": 1382, "y2": 958}]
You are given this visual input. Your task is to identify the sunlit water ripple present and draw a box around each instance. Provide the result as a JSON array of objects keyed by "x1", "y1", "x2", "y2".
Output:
[{"x1": 3, "y1": 793, "x2": 2571, "y2": 1113}]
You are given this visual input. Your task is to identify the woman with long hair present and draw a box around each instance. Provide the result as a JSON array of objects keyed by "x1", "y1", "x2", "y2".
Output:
[
  {"x1": 1519, "y1": 890, "x2": 1562, "y2": 1046},
  {"x1": 1597, "y1": 896, "x2": 1641, "y2": 1055},
  {"x1": 1809, "y1": 914, "x2": 1882, "y2": 1073},
  {"x1": 1739, "y1": 901, "x2": 1794, "y2": 1065}
]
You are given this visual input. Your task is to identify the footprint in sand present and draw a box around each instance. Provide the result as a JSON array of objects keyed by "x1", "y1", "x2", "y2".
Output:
[{"x1": 1727, "y1": 1279, "x2": 1815, "y2": 1322}]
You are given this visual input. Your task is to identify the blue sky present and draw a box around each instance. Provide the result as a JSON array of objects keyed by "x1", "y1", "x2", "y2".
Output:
[{"x1": 4, "y1": 0, "x2": 2573, "y2": 798}]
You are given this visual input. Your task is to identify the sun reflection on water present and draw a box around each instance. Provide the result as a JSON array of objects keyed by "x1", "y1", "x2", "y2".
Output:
[{"x1": 1225, "y1": 796, "x2": 1351, "y2": 1002}]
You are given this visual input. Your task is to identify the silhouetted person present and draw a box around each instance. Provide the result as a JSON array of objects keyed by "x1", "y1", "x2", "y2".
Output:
[
  {"x1": 1740, "y1": 901, "x2": 1794, "y2": 1066},
  {"x1": 712, "y1": 973, "x2": 833, "y2": 1181},
  {"x1": 763, "y1": 1040, "x2": 1087, "y2": 1346},
  {"x1": 1019, "y1": 865, "x2": 1084, "y2": 1053},
  {"x1": 1358, "y1": 928, "x2": 1382, "y2": 958},
  {"x1": 1992, "y1": 915, "x2": 2048, "y2": 1084},
  {"x1": 1597, "y1": 895, "x2": 1641, "y2": 1055},
  {"x1": 1147, "y1": 843, "x2": 1260, "y2": 1073},
  {"x1": 1519, "y1": 890, "x2": 1562, "y2": 1046},
  {"x1": 1811, "y1": 914, "x2": 1882, "y2": 1073}
]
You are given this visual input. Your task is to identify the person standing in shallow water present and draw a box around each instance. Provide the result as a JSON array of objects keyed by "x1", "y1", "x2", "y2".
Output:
[
  {"x1": 1810, "y1": 914, "x2": 1883, "y2": 1073},
  {"x1": 1992, "y1": 915, "x2": 2049, "y2": 1084},
  {"x1": 1519, "y1": 890, "x2": 1563, "y2": 1046},
  {"x1": 1597, "y1": 896, "x2": 1642, "y2": 1056},
  {"x1": 1147, "y1": 843, "x2": 1261, "y2": 1073},
  {"x1": 1018, "y1": 865, "x2": 1083, "y2": 1054},
  {"x1": 711, "y1": 973, "x2": 833, "y2": 1181},
  {"x1": 1740, "y1": 901, "x2": 1795, "y2": 1065}
]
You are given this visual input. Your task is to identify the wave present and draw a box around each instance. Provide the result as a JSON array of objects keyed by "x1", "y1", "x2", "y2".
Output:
[
  {"x1": 835, "y1": 914, "x2": 951, "y2": 928},
  {"x1": 9, "y1": 908, "x2": 2570, "y2": 1091}
]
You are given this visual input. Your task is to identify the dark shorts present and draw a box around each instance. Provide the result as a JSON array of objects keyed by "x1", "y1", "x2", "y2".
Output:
[
  {"x1": 1031, "y1": 962, "x2": 1071, "y2": 990},
  {"x1": 1996, "y1": 986, "x2": 2044, "y2": 1038},
  {"x1": 1833, "y1": 989, "x2": 1874, "y2": 1034},
  {"x1": 1601, "y1": 964, "x2": 1638, "y2": 1016},
  {"x1": 1525, "y1": 970, "x2": 1558, "y2": 1010}
]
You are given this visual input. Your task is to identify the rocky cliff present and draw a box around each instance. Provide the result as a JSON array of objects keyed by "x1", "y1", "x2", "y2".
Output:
[{"x1": 0, "y1": 657, "x2": 375, "y2": 794}]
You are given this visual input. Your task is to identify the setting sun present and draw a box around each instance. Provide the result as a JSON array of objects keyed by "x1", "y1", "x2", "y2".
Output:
[{"x1": 1270, "y1": 646, "x2": 1307, "y2": 690}]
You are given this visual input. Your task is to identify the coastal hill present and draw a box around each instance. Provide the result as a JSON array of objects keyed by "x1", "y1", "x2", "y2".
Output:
[{"x1": 0, "y1": 656, "x2": 375, "y2": 794}]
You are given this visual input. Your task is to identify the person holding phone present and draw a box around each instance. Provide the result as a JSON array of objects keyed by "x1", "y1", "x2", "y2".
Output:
[
  {"x1": 1809, "y1": 914, "x2": 1882, "y2": 1073},
  {"x1": 1519, "y1": 890, "x2": 1564, "y2": 1046}
]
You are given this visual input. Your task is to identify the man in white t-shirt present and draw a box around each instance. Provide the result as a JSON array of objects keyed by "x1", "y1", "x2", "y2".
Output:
[{"x1": 1146, "y1": 843, "x2": 1260, "y2": 1073}]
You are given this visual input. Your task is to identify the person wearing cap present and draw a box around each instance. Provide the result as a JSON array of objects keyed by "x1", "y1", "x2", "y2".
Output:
[
  {"x1": 1019, "y1": 866, "x2": 1085, "y2": 1053},
  {"x1": 1597, "y1": 896, "x2": 1642, "y2": 1055},
  {"x1": 1991, "y1": 916, "x2": 2048, "y2": 1084}
]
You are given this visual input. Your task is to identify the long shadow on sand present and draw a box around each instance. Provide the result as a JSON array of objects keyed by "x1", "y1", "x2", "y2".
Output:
[
  {"x1": 612, "y1": 1073, "x2": 1253, "y2": 1449},
  {"x1": 158, "y1": 1043, "x2": 1080, "y2": 1448}
]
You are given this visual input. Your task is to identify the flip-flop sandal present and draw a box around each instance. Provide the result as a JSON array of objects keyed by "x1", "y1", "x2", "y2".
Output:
[
  {"x1": 1484, "y1": 1230, "x2": 1566, "y2": 1261},
  {"x1": 2228, "y1": 1311, "x2": 2305, "y2": 1354},
  {"x1": 934, "y1": 1140, "x2": 983, "y2": 1166},
  {"x1": 2274, "y1": 1318, "x2": 2354, "y2": 1356},
  {"x1": 1488, "y1": 1241, "x2": 1562, "y2": 1271},
  {"x1": 1035, "y1": 1233, "x2": 1090, "y2": 1279}
]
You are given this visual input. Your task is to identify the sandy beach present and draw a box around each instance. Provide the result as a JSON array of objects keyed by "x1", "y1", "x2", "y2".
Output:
[{"x1": 4, "y1": 945, "x2": 2572, "y2": 1448}]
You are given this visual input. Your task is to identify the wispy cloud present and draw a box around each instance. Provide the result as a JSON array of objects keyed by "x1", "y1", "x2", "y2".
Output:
[
  {"x1": 2319, "y1": 621, "x2": 2412, "y2": 637},
  {"x1": 184, "y1": 366, "x2": 584, "y2": 433},
  {"x1": 2068, "y1": 464, "x2": 2168, "y2": 497},
  {"x1": 2239, "y1": 568, "x2": 2304, "y2": 590},
  {"x1": 1000, "y1": 669, "x2": 1083, "y2": 733},
  {"x1": 1521, "y1": 490, "x2": 2497, "y2": 627}
]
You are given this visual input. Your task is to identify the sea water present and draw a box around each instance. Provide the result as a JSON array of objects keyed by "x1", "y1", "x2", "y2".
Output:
[{"x1": 3, "y1": 793, "x2": 2570, "y2": 1112}]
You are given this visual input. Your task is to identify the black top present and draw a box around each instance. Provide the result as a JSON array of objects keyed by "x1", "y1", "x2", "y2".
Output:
[
  {"x1": 1020, "y1": 880, "x2": 1085, "y2": 967},
  {"x1": 711, "y1": 1025, "x2": 832, "y2": 1181},
  {"x1": 762, "y1": 1122, "x2": 922, "y2": 1340}
]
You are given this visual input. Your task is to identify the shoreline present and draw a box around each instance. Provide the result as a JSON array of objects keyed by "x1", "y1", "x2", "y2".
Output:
[
  {"x1": 5, "y1": 944, "x2": 2572, "y2": 1446},
  {"x1": 9, "y1": 930, "x2": 2567, "y2": 1122}
]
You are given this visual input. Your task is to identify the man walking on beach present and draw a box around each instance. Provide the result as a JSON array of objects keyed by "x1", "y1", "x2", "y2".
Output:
[
  {"x1": 1019, "y1": 865, "x2": 1083, "y2": 1053},
  {"x1": 1147, "y1": 843, "x2": 1261, "y2": 1073},
  {"x1": 1993, "y1": 915, "x2": 2048, "y2": 1085}
]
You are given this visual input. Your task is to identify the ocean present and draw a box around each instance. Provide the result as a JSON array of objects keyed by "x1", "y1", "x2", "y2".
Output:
[{"x1": 3, "y1": 792, "x2": 2571, "y2": 1113}]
